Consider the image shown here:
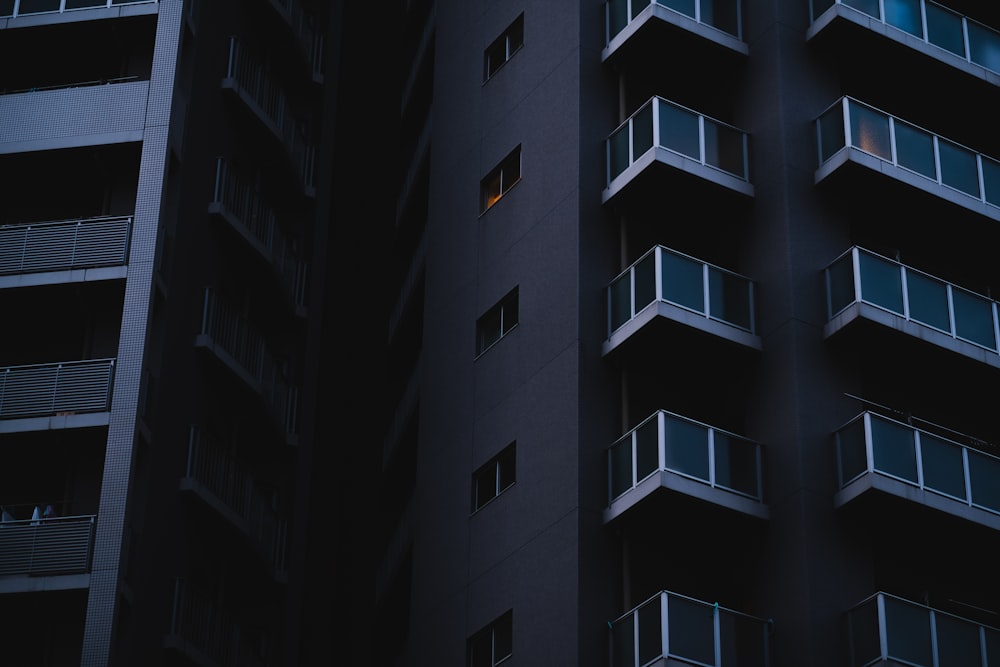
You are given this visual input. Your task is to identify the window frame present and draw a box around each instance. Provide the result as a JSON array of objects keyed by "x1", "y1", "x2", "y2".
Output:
[
  {"x1": 480, "y1": 145, "x2": 522, "y2": 214},
  {"x1": 476, "y1": 287, "x2": 519, "y2": 356},
  {"x1": 472, "y1": 443, "x2": 516, "y2": 512},
  {"x1": 468, "y1": 610, "x2": 513, "y2": 667},
  {"x1": 483, "y1": 13, "x2": 524, "y2": 82}
]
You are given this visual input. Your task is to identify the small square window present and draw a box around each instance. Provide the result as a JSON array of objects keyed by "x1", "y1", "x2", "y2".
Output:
[
  {"x1": 476, "y1": 287, "x2": 519, "y2": 355},
  {"x1": 481, "y1": 146, "x2": 521, "y2": 213},
  {"x1": 468, "y1": 610, "x2": 513, "y2": 667},
  {"x1": 472, "y1": 443, "x2": 516, "y2": 512},
  {"x1": 484, "y1": 14, "x2": 524, "y2": 81}
]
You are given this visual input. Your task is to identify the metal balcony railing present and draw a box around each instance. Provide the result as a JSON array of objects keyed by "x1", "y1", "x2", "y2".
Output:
[
  {"x1": 826, "y1": 246, "x2": 1000, "y2": 353},
  {"x1": 186, "y1": 427, "x2": 287, "y2": 572},
  {"x1": 169, "y1": 578, "x2": 270, "y2": 667},
  {"x1": 610, "y1": 589, "x2": 771, "y2": 667},
  {"x1": 847, "y1": 591, "x2": 1000, "y2": 666},
  {"x1": 265, "y1": 0, "x2": 325, "y2": 79},
  {"x1": 817, "y1": 96, "x2": 1000, "y2": 209},
  {"x1": 199, "y1": 289, "x2": 298, "y2": 436},
  {"x1": 809, "y1": 0, "x2": 1000, "y2": 75},
  {"x1": 0, "y1": 358, "x2": 115, "y2": 419},
  {"x1": 608, "y1": 96, "x2": 751, "y2": 186},
  {"x1": 0, "y1": 215, "x2": 131, "y2": 276},
  {"x1": 606, "y1": 0, "x2": 742, "y2": 45},
  {"x1": 609, "y1": 409, "x2": 765, "y2": 505},
  {"x1": 0, "y1": 0, "x2": 157, "y2": 18},
  {"x1": 836, "y1": 410, "x2": 1000, "y2": 516},
  {"x1": 0, "y1": 514, "x2": 95, "y2": 576},
  {"x1": 609, "y1": 245, "x2": 755, "y2": 337}
]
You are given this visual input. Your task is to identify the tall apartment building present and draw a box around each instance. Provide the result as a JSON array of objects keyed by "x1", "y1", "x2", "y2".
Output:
[
  {"x1": 0, "y1": 1, "x2": 348, "y2": 665},
  {"x1": 384, "y1": 0, "x2": 1000, "y2": 665}
]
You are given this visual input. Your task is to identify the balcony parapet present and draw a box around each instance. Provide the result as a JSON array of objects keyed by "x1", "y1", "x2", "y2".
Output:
[
  {"x1": 0, "y1": 514, "x2": 95, "y2": 576},
  {"x1": 0, "y1": 358, "x2": 114, "y2": 420},
  {"x1": 182, "y1": 427, "x2": 287, "y2": 577},
  {"x1": 0, "y1": 0, "x2": 157, "y2": 19},
  {"x1": 610, "y1": 589, "x2": 771, "y2": 667},
  {"x1": 825, "y1": 246, "x2": 1000, "y2": 367},
  {"x1": 835, "y1": 410, "x2": 1000, "y2": 530},
  {"x1": 264, "y1": 0, "x2": 325, "y2": 83},
  {"x1": 847, "y1": 591, "x2": 1000, "y2": 666},
  {"x1": 604, "y1": 0, "x2": 746, "y2": 61},
  {"x1": 606, "y1": 409, "x2": 768, "y2": 523},
  {"x1": 808, "y1": 0, "x2": 1000, "y2": 84},
  {"x1": 0, "y1": 215, "x2": 131, "y2": 284},
  {"x1": 816, "y1": 96, "x2": 1000, "y2": 221},
  {"x1": 605, "y1": 245, "x2": 760, "y2": 356},
  {"x1": 604, "y1": 96, "x2": 753, "y2": 205}
]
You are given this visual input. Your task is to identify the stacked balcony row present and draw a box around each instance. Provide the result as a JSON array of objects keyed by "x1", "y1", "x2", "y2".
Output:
[{"x1": 0, "y1": 0, "x2": 156, "y2": 18}]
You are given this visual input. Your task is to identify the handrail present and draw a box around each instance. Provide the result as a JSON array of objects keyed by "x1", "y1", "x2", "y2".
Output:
[
  {"x1": 0, "y1": 75, "x2": 141, "y2": 97},
  {"x1": 0, "y1": 358, "x2": 115, "y2": 419},
  {"x1": 0, "y1": 214, "x2": 132, "y2": 275},
  {"x1": 0, "y1": 514, "x2": 96, "y2": 576},
  {"x1": 1, "y1": 0, "x2": 157, "y2": 19}
]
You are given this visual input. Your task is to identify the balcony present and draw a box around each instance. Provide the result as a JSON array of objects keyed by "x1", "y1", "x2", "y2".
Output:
[
  {"x1": 0, "y1": 214, "x2": 130, "y2": 288},
  {"x1": 835, "y1": 410, "x2": 1000, "y2": 531},
  {"x1": 816, "y1": 96, "x2": 1000, "y2": 222},
  {"x1": 181, "y1": 427, "x2": 287, "y2": 579},
  {"x1": 808, "y1": 0, "x2": 1000, "y2": 86},
  {"x1": 165, "y1": 578, "x2": 271, "y2": 667},
  {"x1": 209, "y1": 158, "x2": 308, "y2": 313},
  {"x1": 196, "y1": 288, "x2": 298, "y2": 442},
  {"x1": 0, "y1": 513, "x2": 95, "y2": 577},
  {"x1": 847, "y1": 591, "x2": 1000, "y2": 666},
  {"x1": 606, "y1": 409, "x2": 768, "y2": 523},
  {"x1": 825, "y1": 246, "x2": 1000, "y2": 370},
  {"x1": 262, "y1": 0, "x2": 325, "y2": 83},
  {"x1": 604, "y1": 96, "x2": 753, "y2": 208},
  {"x1": 0, "y1": 0, "x2": 157, "y2": 19},
  {"x1": 610, "y1": 589, "x2": 770, "y2": 667},
  {"x1": 0, "y1": 358, "x2": 114, "y2": 432},
  {"x1": 222, "y1": 36, "x2": 316, "y2": 197},
  {"x1": 606, "y1": 245, "x2": 760, "y2": 359},
  {"x1": 604, "y1": 0, "x2": 746, "y2": 68}
]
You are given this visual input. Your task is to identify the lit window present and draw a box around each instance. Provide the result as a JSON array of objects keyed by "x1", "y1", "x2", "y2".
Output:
[
  {"x1": 476, "y1": 287, "x2": 519, "y2": 355},
  {"x1": 472, "y1": 443, "x2": 516, "y2": 512},
  {"x1": 484, "y1": 14, "x2": 524, "y2": 81},
  {"x1": 481, "y1": 146, "x2": 521, "y2": 213},
  {"x1": 468, "y1": 610, "x2": 513, "y2": 667}
]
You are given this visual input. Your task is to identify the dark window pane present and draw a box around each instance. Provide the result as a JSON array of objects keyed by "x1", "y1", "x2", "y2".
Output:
[
  {"x1": 0, "y1": 0, "x2": 14, "y2": 16},
  {"x1": 704, "y1": 120, "x2": 746, "y2": 178},
  {"x1": 638, "y1": 597, "x2": 663, "y2": 664},
  {"x1": 493, "y1": 612, "x2": 512, "y2": 661},
  {"x1": 838, "y1": 418, "x2": 869, "y2": 485},
  {"x1": 939, "y1": 140, "x2": 980, "y2": 198},
  {"x1": 708, "y1": 267, "x2": 752, "y2": 330},
  {"x1": 920, "y1": 435, "x2": 966, "y2": 500},
  {"x1": 612, "y1": 614, "x2": 637, "y2": 667},
  {"x1": 819, "y1": 103, "x2": 847, "y2": 163},
  {"x1": 936, "y1": 612, "x2": 982, "y2": 667},
  {"x1": 475, "y1": 471, "x2": 494, "y2": 509},
  {"x1": 66, "y1": 0, "x2": 106, "y2": 8},
  {"x1": 658, "y1": 101, "x2": 700, "y2": 160},
  {"x1": 610, "y1": 437, "x2": 634, "y2": 500},
  {"x1": 811, "y1": 0, "x2": 834, "y2": 21},
  {"x1": 827, "y1": 253, "x2": 857, "y2": 317},
  {"x1": 636, "y1": 416, "x2": 661, "y2": 482},
  {"x1": 501, "y1": 151, "x2": 520, "y2": 194},
  {"x1": 668, "y1": 595, "x2": 715, "y2": 664},
  {"x1": 985, "y1": 628, "x2": 1000, "y2": 665},
  {"x1": 658, "y1": 0, "x2": 696, "y2": 20},
  {"x1": 895, "y1": 121, "x2": 936, "y2": 179},
  {"x1": 884, "y1": 597, "x2": 932, "y2": 665},
  {"x1": 702, "y1": 0, "x2": 740, "y2": 37},
  {"x1": 884, "y1": 0, "x2": 921, "y2": 36},
  {"x1": 610, "y1": 274, "x2": 632, "y2": 332},
  {"x1": 906, "y1": 270, "x2": 950, "y2": 332},
  {"x1": 609, "y1": 125, "x2": 631, "y2": 181},
  {"x1": 497, "y1": 447, "x2": 515, "y2": 492},
  {"x1": 633, "y1": 103, "x2": 654, "y2": 163},
  {"x1": 842, "y1": 0, "x2": 879, "y2": 18},
  {"x1": 664, "y1": 416, "x2": 709, "y2": 481},
  {"x1": 926, "y1": 3, "x2": 965, "y2": 57},
  {"x1": 635, "y1": 252, "x2": 656, "y2": 314},
  {"x1": 870, "y1": 416, "x2": 917, "y2": 482},
  {"x1": 969, "y1": 451, "x2": 1000, "y2": 512},
  {"x1": 719, "y1": 611, "x2": 766, "y2": 667},
  {"x1": 982, "y1": 157, "x2": 1000, "y2": 208},
  {"x1": 608, "y1": 0, "x2": 630, "y2": 38},
  {"x1": 17, "y1": 0, "x2": 61, "y2": 13},
  {"x1": 661, "y1": 251, "x2": 704, "y2": 313},
  {"x1": 848, "y1": 598, "x2": 882, "y2": 666},
  {"x1": 849, "y1": 102, "x2": 891, "y2": 160},
  {"x1": 969, "y1": 22, "x2": 1000, "y2": 73},
  {"x1": 714, "y1": 432, "x2": 759, "y2": 497},
  {"x1": 953, "y1": 288, "x2": 995, "y2": 350},
  {"x1": 859, "y1": 251, "x2": 903, "y2": 314}
]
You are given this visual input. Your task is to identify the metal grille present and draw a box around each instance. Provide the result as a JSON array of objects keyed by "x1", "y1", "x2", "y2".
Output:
[
  {"x1": 0, "y1": 515, "x2": 95, "y2": 575},
  {"x1": 0, "y1": 359, "x2": 115, "y2": 419},
  {"x1": 0, "y1": 215, "x2": 131, "y2": 275}
]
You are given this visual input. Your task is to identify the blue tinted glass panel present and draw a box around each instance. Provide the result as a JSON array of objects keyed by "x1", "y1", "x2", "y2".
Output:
[
  {"x1": 702, "y1": 0, "x2": 740, "y2": 37},
  {"x1": 16, "y1": 0, "x2": 61, "y2": 13},
  {"x1": 985, "y1": 628, "x2": 1000, "y2": 666},
  {"x1": 848, "y1": 599, "x2": 881, "y2": 667},
  {"x1": 827, "y1": 253, "x2": 857, "y2": 317},
  {"x1": 953, "y1": 288, "x2": 996, "y2": 350},
  {"x1": 894, "y1": 121, "x2": 936, "y2": 179},
  {"x1": 659, "y1": 102, "x2": 701, "y2": 160},
  {"x1": 969, "y1": 451, "x2": 1000, "y2": 512},
  {"x1": 633, "y1": 103, "x2": 655, "y2": 162},
  {"x1": 849, "y1": 102, "x2": 891, "y2": 159},
  {"x1": 719, "y1": 612, "x2": 766, "y2": 667},
  {"x1": 708, "y1": 268, "x2": 752, "y2": 330},
  {"x1": 638, "y1": 597, "x2": 663, "y2": 665},
  {"x1": 969, "y1": 22, "x2": 1000, "y2": 73},
  {"x1": 664, "y1": 416, "x2": 710, "y2": 480},
  {"x1": 936, "y1": 613, "x2": 982, "y2": 667},
  {"x1": 0, "y1": 1, "x2": 13, "y2": 17},
  {"x1": 884, "y1": 0, "x2": 922, "y2": 36},
  {"x1": 939, "y1": 140, "x2": 980, "y2": 197},
  {"x1": 661, "y1": 251, "x2": 705, "y2": 312},
  {"x1": 608, "y1": 0, "x2": 630, "y2": 38},
  {"x1": 609, "y1": 125, "x2": 631, "y2": 180},
  {"x1": 635, "y1": 417, "x2": 660, "y2": 483},
  {"x1": 819, "y1": 103, "x2": 847, "y2": 163},
  {"x1": 906, "y1": 271, "x2": 950, "y2": 332},
  {"x1": 610, "y1": 437, "x2": 634, "y2": 499},
  {"x1": 658, "y1": 0, "x2": 695, "y2": 19},
  {"x1": 612, "y1": 614, "x2": 637, "y2": 667},
  {"x1": 704, "y1": 120, "x2": 746, "y2": 178},
  {"x1": 870, "y1": 416, "x2": 917, "y2": 482},
  {"x1": 838, "y1": 418, "x2": 869, "y2": 485},
  {"x1": 635, "y1": 252, "x2": 657, "y2": 314},
  {"x1": 859, "y1": 252, "x2": 904, "y2": 313},
  {"x1": 668, "y1": 595, "x2": 715, "y2": 664},
  {"x1": 926, "y1": 3, "x2": 966, "y2": 56},
  {"x1": 884, "y1": 597, "x2": 933, "y2": 665},
  {"x1": 610, "y1": 274, "x2": 632, "y2": 332},
  {"x1": 842, "y1": 0, "x2": 878, "y2": 18},
  {"x1": 982, "y1": 157, "x2": 1000, "y2": 208},
  {"x1": 811, "y1": 0, "x2": 835, "y2": 22},
  {"x1": 714, "y1": 432, "x2": 759, "y2": 497},
  {"x1": 920, "y1": 435, "x2": 966, "y2": 500},
  {"x1": 66, "y1": 0, "x2": 107, "y2": 8}
]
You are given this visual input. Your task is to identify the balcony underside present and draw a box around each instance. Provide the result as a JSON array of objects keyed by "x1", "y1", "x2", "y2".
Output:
[
  {"x1": 606, "y1": 469, "x2": 769, "y2": 525},
  {"x1": 0, "y1": 411, "x2": 109, "y2": 434},
  {"x1": 0, "y1": 265, "x2": 126, "y2": 290},
  {"x1": 605, "y1": 299, "x2": 761, "y2": 358},
  {"x1": 0, "y1": 572, "x2": 89, "y2": 594},
  {"x1": 0, "y1": 2, "x2": 158, "y2": 30}
]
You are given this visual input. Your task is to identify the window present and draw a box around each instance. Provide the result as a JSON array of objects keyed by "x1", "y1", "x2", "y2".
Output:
[
  {"x1": 476, "y1": 287, "x2": 519, "y2": 355},
  {"x1": 468, "y1": 610, "x2": 513, "y2": 667},
  {"x1": 484, "y1": 14, "x2": 524, "y2": 81},
  {"x1": 481, "y1": 146, "x2": 521, "y2": 213},
  {"x1": 472, "y1": 443, "x2": 516, "y2": 511}
]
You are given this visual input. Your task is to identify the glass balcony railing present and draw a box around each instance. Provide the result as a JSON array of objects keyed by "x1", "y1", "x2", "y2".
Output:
[
  {"x1": 606, "y1": 0, "x2": 743, "y2": 45},
  {"x1": 0, "y1": 359, "x2": 115, "y2": 420},
  {"x1": 609, "y1": 245, "x2": 755, "y2": 337},
  {"x1": 0, "y1": 215, "x2": 131, "y2": 276},
  {"x1": 0, "y1": 514, "x2": 95, "y2": 576},
  {"x1": 817, "y1": 96, "x2": 1000, "y2": 210},
  {"x1": 611, "y1": 589, "x2": 770, "y2": 667},
  {"x1": 168, "y1": 578, "x2": 271, "y2": 667},
  {"x1": 608, "y1": 96, "x2": 751, "y2": 188},
  {"x1": 847, "y1": 592, "x2": 1000, "y2": 667},
  {"x1": 809, "y1": 0, "x2": 1000, "y2": 75},
  {"x1": 836, "y1": 411, "x2": 1000, "y2": 516},
  {"x1": 609, "y1": 409, "x2": 764, "y2": 505},
  {"x1": 0, "y1": 0, "x2": 156, "y2": 18},
  {"x1": 826, "y1": 246, "x2": 1000, "y2": 353}
]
